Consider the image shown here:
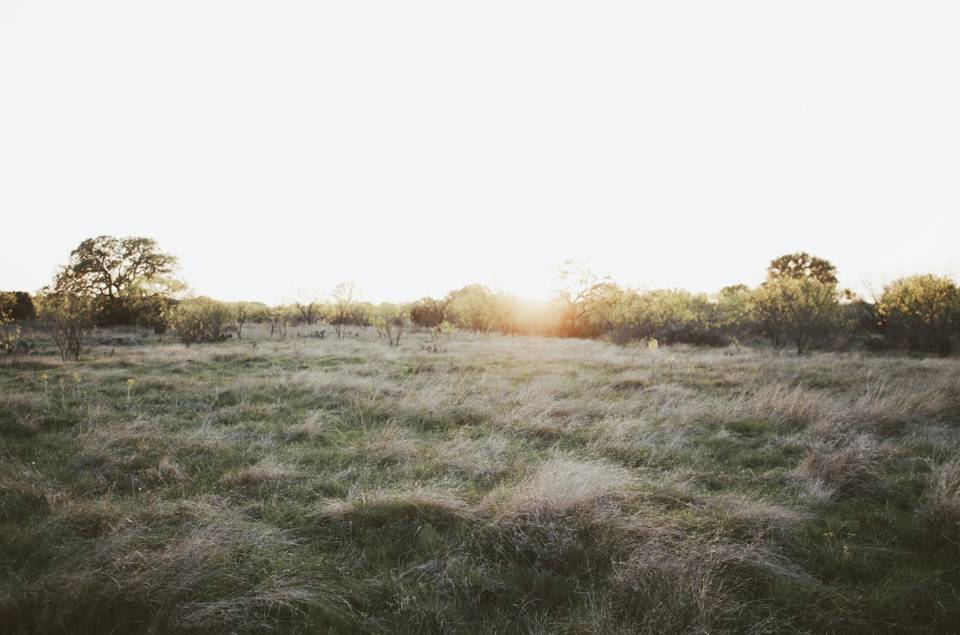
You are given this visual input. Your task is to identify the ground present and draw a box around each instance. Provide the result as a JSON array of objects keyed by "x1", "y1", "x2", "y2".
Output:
[{"x1": 1, "y1": 327, "x2": 959, "y2": 633}]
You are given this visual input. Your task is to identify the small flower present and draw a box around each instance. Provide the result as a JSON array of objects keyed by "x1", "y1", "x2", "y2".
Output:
[
  {"x1": 40, "y1": 373, "x2": 49, "y2": 382},
  {"x1": 127, "y1": 378, "x2": 137, "y2": 386},
  {"x1": 72, "y1": 372, "x2": 82, "y2": 384}
]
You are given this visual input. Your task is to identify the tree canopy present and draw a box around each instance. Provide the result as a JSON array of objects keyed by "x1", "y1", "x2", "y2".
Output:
[{"x1": 767, "y1": 252, "x2": 838, "y2": 286}]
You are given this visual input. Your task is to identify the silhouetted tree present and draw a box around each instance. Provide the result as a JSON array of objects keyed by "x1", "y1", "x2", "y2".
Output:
[
  {"x1": 767, "y1": 252, "x2": 838, "y2": 286},
  {"x1": 51, "y1": 236, "x2": 179, "y2": 325}
]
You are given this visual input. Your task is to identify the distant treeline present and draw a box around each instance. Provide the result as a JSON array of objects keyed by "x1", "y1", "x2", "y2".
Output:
[{"x1": 3, "y1": 236, "x2": 959, "y2": 361}]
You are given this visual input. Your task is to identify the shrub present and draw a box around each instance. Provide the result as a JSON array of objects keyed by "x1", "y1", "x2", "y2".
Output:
[
  {"x1": 0, "y1": 291, "x2": 36, "y2": 321},
  {"x1": 409, "y1": 297, "x2": 451, "y2": 329},
  {"x1": 0, "y1": 303, "x2": 30, "y2": 363},
  {"x1": 792, "y1": 437, "x2": 887, "y2": 499},
  {"x1": 170, "y1": 297, "x2": 233, "y2": 346},
  {"x1": 373, "y1": 303, "x2": 408, "y2": 347},
  {"x1": 36, "y1": 292, "x2": 96, "y2": 361},
  {"x1": 446, "y1": 285, "x2": 517, "y2": 334},
  {"x1": 751, "y1": 277, "x2": 841, "y2": 353},
  {"x1": 877, "y1": 275, "x2": 959, "y2": 356},
  {"x1": 267, "y1": 306, "x2": 296, "y2": 340}
]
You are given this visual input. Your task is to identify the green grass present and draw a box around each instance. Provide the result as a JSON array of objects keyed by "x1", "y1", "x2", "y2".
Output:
[{"x1": 1, "y1": 326, "x2": 959, "y2": 633}]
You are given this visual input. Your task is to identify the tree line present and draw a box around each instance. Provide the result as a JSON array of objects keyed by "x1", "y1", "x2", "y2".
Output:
[{"x1": 2, "y1": 236, "x2": 959, "y2": 361}]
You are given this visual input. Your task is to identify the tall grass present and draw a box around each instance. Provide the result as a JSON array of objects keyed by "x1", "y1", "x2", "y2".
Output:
[{"x1": 1, "y1": 325, "x2": 959, "y2": 632}]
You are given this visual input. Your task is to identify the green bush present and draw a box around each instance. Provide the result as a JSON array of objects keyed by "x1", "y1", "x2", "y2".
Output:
[
  {"x1": 170, "y1": 297, "x2": 233, "y2": 346},
  {"x1": 877, "y1": 275, "x2": 959, "y2": 356}
]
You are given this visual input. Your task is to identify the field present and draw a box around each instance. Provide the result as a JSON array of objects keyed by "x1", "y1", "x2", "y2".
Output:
[{"x1": 2, "y1": 327, "x2": 960, "y2": 633}]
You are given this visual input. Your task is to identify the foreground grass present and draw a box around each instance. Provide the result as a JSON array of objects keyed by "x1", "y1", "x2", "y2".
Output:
[{"x1": 2, "y1": 327, "x2": 959, "y2": 633}]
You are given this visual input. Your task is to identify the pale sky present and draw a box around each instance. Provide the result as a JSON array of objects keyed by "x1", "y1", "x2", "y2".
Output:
[{"x1": 2, "y1": 1, "x2": 958, "y2": 304}]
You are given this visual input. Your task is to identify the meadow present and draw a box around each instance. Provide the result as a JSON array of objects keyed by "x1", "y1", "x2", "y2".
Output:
[{"x1": 1, "y1": 326, "x2": 959, "y2": 633}]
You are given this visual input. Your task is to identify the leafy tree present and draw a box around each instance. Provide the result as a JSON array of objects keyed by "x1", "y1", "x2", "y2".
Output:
[
  {"x1": 51, "y1": 236, "x2": 179, "y2": 325},
  {"x1": 446, "y1": 285, "x2": 516, "y2": 334},
  {"x1": 410, "y1": 297, "x2": 451, "y2": 330},
  {"x1": 0, "y1": 292, "x2": 36, "y2": 321},
  {"x1": 716, "y1": 284, "x2": 753, "y2": 339},
  {"x1": 0, "y1": 300, "x2": 28, "y2": 363},
  {"x1": 767, "y1": 252, "x2": 838, "y2": 285},
  {"x1": 135, "y1": 294, "x2": 177, "y2": 341},
  {"x1": 751, "y1": 277, "x2": 840, "y2": 353},
  {"x1": 554, "y1": 261, "x2": 618, "y2": 338},
  {"x1": 877, "y1": 275, "x2": 959, "y2": 356}
]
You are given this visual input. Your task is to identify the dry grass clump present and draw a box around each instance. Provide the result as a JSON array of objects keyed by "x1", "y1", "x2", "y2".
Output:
[
  {"x1": 148, "y1": 457, "x2": 187, "y2": 484},
  {"x1": 55, "y1": 498, "x2": 125, "y2": 538},
  {"x1": 436, "y1": 434, "x2": 510, "y2": 484},
  {"x1": 792, "y1": 435, "x2": 888, "y2": 499},
  {"x1": 736, "y1": 383, "x2": 837, "y2": 429},
  {"x1": 850, "y1": 370, "x2": 960, "y2": 427},
  {"x1": 351, "y1": 422, "x2": 420, "y2": 464},
  {"x1": 611, "y1": 536, "x2": 812, "y2": 633},
  {"x1": 490, "y1": 457, "x2": 633, "y2": 520},
  {"x1": 319, "y1": 490, "x2": 475, "y2": 528},
  {"x1": 222, "y1": 458, "x2": 300, "y2": 487},
  {"x1": 704, "y1": 494, "x2": 806, "y2": 541},
  {"x1": 921, "y1": 460, "x2": 960, "y2": 548},
  {"x1": 281, "y1": 411, "x2": 328, "y2": 442}
]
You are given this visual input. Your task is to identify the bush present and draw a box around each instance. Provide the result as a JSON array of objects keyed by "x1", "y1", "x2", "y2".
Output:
[
  {"x1": 877, "y1": 275, "x2": 959, "y2": 356},
  {"x1": 170, "y1": 297, "x2": 233, "y2": 346},
  {"x1": 373, "y1": 303, "x2": 408, "y2": 347},
  {"x1": 36, "y1": 292, "x2": 96, "y2": 361},
  {"x1": 409, "y1": 297, "x2": 450, "y2": 330},
  {"x1": 446, "y1": 285, "x2": 518, "y2": 335},
  {"x1": 751, "y1": 277, "x2": 841, "y2": 353},
  {"x1": 0, "y1": 291, "x2": 36, "y2": 321},
  {"x1": 0, "y1": 303, "x2": 31, "y2": 363}
]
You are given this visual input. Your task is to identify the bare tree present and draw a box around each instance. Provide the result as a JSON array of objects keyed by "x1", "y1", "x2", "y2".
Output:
[
  {"x1": 292, "y1": 290, "x2": 323, "y2": 326},
  {"x1": 268, "y1": 307, "x2": 292, "y2": 340},
  {"x1": 331, "y1": 282, "x2": 358, "y2": 338}
]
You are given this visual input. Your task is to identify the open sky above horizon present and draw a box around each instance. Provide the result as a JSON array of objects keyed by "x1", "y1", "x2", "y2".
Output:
[{"x1": 2, "y1": 1, "x2": 959, "y2": 304}]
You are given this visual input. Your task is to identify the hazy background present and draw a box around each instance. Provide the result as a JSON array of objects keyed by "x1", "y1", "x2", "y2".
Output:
[{"x1": 2, "y1": 1, "x2": 958, "y2": 303}]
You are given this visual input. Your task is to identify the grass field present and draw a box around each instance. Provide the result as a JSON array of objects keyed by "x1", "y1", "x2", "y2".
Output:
[{"x1": 2, "y1": 327, "x2": 959, "y2": 633}]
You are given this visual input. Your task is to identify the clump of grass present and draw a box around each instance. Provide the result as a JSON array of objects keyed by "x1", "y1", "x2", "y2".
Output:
[
  {"x1": 489, "y1": 457, "x2": 633, "y2": 520},
  {"x1": 351, "y1": 422, "x2": 420, "y2": 465},
  {"x1": 610, "y1": 536, "x2": 813, "y2": 633},
  {"x1": 149, "y1": 457, "x2": 187, "y2": 484},
  {"x1": 704, "y1": 494, "x2": 806, "y2": 542},
  {"x1": 792, "y1": 436, "x2": 888, "y2": 499},
  {"x1": 921, "y1": 460, "x2": 960, "y2": 549},
  {"x1": 222, "y1": 458, "x2": 300, "y2": 487},
  {"x1": 319, "y1": 490, "x2": 475, "y2": 529},
  {"x1": 436, "y1": 433, "x2": 510, "y2": 484},
  {"x1": 281, "y1": 411, "x2": 328, "y2": 442}
]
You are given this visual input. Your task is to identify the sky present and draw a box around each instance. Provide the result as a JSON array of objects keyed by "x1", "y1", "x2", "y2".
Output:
[{"x1": 1, "y1": 1, "x2": 958, "y2": 304}]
